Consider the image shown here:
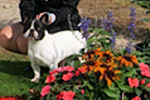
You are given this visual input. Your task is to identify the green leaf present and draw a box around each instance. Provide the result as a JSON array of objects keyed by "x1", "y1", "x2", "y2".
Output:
[
  {"x1": 102, "y1": 88, "x2": 120, "y2": 98},
  {"x1": 124, "y1": 68, "x2": 137, "y2": 77},
  {"x1": 135, "y1": 88, "x2": 142, "y2": 96},
  {"x1": 123, "y1": 96, "x2": 129, "y2": 100},
  {"x1": 139, "y1": 18, "x2": 150, "y2": 22},
  {"x1": 87, "y1": 84, "x2": 94, "y2": 90},
  {"x1": 118, "y1": 85, "x2": 133, "y2": 93}
]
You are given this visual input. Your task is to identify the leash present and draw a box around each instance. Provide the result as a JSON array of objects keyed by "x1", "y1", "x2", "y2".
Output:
[{"x1": 67, "y1": 14, "x2": 87, "y2": 47}]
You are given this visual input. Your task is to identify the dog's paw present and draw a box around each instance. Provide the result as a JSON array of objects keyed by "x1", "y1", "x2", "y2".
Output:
[{"x1": 30, "y1": 77, "x2": 39, "y2": 83}]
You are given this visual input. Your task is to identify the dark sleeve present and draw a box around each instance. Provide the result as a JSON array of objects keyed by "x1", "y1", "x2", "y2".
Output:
[
  {"x1": 45, "y1": 0, "x2": 80, "y2": 27},
  {"x1": 19, "y1": 0, "x2": 36, "y2": 32}
]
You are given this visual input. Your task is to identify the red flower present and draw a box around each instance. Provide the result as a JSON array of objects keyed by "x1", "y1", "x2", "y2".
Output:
[
  {"x1": 81, "y1": 89, "x2": 84, "y2": 94},
  {"x1": 40, "y1": 85, "x2": 50, "y2": 97},
  {"x1": 139, "y1": 63, "x2": 149, "y2": 71},
  {"x1": 56, "y1": 91, "x2": 64, "y2": 100},
  {"x1": 29, "y1": 89, "x2": 34, "y2": 94},
  {"x1": 62, "y1": 72, "x2": 74, "y2": 81},
  {"x1": 132, "y1": 96, "x2": 141, "y2": 100},
  {"x1": 140, "y1": 79, "x2": 146, "y2": 85},
  {"x1": 146, "y1": 82, "x2": 150, "y2": 87},
  {"x1": 75, "y1": 70, "x2": 80, "y2": 77},
  {"x1": 141, "y1": 69, "x2": 150, "y2": 78},
  {"x1": 63, "y1": 66, "x2": 75, "y2": 72},
  {"x1": 128, "y1": 77, "x2": 139, "y2": 88},
  {"x1": 62, "y1": 91, "x2": 75, "y2": 100},
  {"x1": 139, "y1": 63, "x2": 150, "y2": 78},
  {"x1": 78, "y1": 67, "x2": 87, "y2": 74},
  {"x1": 49, "y1": 69, "x2": 58, "y2": 75},
  {"x1": 45, "y1": 75, "x2": 56, "y2": 83}
]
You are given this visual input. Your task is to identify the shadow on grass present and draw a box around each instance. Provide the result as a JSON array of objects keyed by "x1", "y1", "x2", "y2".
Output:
[
  {"x1": 0, "y1": 60, "x2": 32, "y2": 78},
  {"x1": 0, "y1": 60, "x2": 50, "y2": 81},
  {"x1": 0, "y1": 60, "x2": 50, "y2": 97}
]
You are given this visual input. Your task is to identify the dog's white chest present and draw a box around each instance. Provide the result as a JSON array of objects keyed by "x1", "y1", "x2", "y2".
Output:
[{"x1": 28, "y1": 38, "x2": 54, "y2": 67}]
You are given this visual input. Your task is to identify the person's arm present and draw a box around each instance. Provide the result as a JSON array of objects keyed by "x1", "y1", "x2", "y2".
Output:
[{"x1": 19, "y1": 0, "x2": 36, "y2": 32}]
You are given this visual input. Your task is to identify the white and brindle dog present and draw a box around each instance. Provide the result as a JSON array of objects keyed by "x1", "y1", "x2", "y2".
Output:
[{"x1": 24, "y1": 14, "x2": 86, "y2": 82}]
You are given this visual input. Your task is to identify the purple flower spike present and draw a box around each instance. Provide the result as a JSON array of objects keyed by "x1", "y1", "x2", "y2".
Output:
[
  {"x1": 79, "y1": 17, "x2": 91, "y2": 40},
  {"x1": 125, "y1": 7, "x2": 137, "y2": 54},
  {"x1": 102, "y1": 11, "x2": 117, "y2": 49}
]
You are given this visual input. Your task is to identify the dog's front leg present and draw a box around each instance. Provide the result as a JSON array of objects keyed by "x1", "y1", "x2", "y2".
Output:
[{"x1": 30, "y1": 63, "x2": 41, "y2": 82}]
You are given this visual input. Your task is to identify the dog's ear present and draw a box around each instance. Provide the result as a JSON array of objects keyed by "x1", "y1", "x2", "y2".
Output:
[{"x1": 40, "y1": 13, "x2": 51, "y2": 26}]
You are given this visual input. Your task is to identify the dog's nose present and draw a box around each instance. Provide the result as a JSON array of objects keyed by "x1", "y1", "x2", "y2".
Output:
[
  {"x1": 30, "y1": 29, "x2": 34, "y2": 33},
  {"x1": 29, "y1": 29, "x2": 34, "y2": 37}
]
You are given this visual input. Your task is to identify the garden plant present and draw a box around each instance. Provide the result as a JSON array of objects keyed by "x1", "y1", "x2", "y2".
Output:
[{"x1": 26, "y1": 7, "x2": 150, "y2": 100}]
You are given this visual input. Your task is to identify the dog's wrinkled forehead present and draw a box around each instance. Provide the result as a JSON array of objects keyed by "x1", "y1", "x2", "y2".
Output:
[{"x1": 33, "y1": 20, "x2": 44, "y2": 31}]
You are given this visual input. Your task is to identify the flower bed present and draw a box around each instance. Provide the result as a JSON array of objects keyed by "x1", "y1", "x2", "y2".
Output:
[
  {"x1": 0, "y1": 97, "x2": 25, "y2": 100},
  {"x1": 26, "y1": 8, "x2": 150, "y2": 100}
]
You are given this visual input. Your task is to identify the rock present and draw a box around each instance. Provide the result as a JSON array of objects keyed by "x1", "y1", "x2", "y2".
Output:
[{"x1": 3, "y1": 4, "x2": 10, "y2": 9}]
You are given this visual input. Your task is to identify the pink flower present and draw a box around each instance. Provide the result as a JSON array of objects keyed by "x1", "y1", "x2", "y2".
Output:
[
  {"x1": 62, "y1": 72, "x2": 74, "y2": 81},
  {"x1": 128, "y1": 77, "x2": 139, "y2": 88},
  {"x1": 62, "y1": 91, "x2": 75, "y2": 100},
  {"x1": 40, "y1": 85, "x2": 50, "y2": 97},
  {"x1": 141, "y1": 70, "x2": 150, "y2": 78},
  {"x1": 57, "y1": 67, "x2": 64, "y2": 72},
  {"x1": 56, "y1": 91, "x2": 63, "y2": 100},
  {"x1": 132, "y1": 96, "x2": 141, "y2": 100},
  {"x1": 29, "y1": 89, "x2": 34, "y2": 94},
  {"x1": 146, "y1": 82, "x2": 150, "y2": 87},
  {"x1": 75, "y1": 70, "x2": 80, "y2": 77},
  {"x1": 81, "y1": 89, "x2": 84, "y2": 94},
  {"x1": 140, "y1": 79, "x2": 146, "y2": 85},
  {"x1": 45, "y1": 75, "x2": 56, "y2": 83},
  {"x1": 139, "y1": 63, "x2": 149, "y2": 71},
  {"x1": 63, "y1": 66, "x2": 75, "y2": 72},
  {"x1": 139, "y1": 63, "x2": 150, "y2": 78}
]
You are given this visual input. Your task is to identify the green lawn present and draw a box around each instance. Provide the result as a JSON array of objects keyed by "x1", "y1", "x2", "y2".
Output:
[{"x1": 0, "y1": 53, "x2": 41, "y2": 97}]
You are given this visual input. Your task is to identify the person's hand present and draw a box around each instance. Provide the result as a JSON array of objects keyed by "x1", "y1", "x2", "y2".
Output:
[
  {"x1": 36, "y1": 12, "x2": 47, "y2": 20},
  {"x1": 36, "y1": 12, "x2": 56, "y2": 25}
]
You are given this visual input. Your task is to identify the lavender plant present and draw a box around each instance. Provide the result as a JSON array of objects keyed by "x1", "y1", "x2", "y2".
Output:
[
  {"x1": 125, "y1": 7, "x2": 137, "y2": 54},
  {"x1": 79, "y1": 17, "x2": 91, "y2": 40},
  {"x1": 101, "y1": 11, "x2": 117, "y2": 49}
]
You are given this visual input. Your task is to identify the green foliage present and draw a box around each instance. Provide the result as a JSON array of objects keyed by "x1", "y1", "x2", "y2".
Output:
[
  {"x1": 134, "y1": 29, "x2": 150, "y2": 65},
  {"x1": 132, "y1": 0, "x2": 150, "y2": 13},
  {"x1": 87, "y1": 28, "x2": 112, "y2": 50}
]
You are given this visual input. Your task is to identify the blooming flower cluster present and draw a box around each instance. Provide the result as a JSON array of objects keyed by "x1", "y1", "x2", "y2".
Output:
[
  {"x1": 127, "y1": 63, "x2": 150, "y2": 100},
  {"x1": 80, "y1": 48, "x2": 138, "y2": 86},
  {"x1": 40, "y1": 66, "x2": 87, "y2": 99},
  {"x1": 117, "y1": 53, "x2": 138, "y2": 67},
  {"x1": 56, "y1": 91, "x2": 75, "y2": 100}
]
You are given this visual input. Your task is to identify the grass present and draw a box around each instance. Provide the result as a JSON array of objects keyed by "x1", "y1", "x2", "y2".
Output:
[{"x1": 0, "y1": 52, "x2": 43, "y2": 97}]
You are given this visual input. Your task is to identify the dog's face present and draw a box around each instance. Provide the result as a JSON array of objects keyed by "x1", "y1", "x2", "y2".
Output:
[{"x1": 24, "y1": 14, "x2": 49, "y2": 41}]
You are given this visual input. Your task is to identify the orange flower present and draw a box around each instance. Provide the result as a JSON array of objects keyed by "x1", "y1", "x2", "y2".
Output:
[
  {"x1": 117, "y1": 54, "x2": 138, "y2": 67},
  {"x1": 94, "y1": 63, "x2": 120, "y2": 86},
  {"x1": 78, "y1": 65, "x2": 88, "y2": 74},
  {"x1": 82, "y1": 50, "x2": 95, "y2": 60},
  {"x1": 99, "y1": 67, "x2": 120, "y2": 86},
  {"x1": 80, "y1": 49, "x2": 120, "y2": 86}
]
